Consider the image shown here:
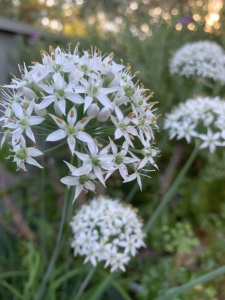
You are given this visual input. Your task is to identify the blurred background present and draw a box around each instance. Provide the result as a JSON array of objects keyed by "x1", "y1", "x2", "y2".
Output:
[{"x1": 1, "y1": 1, "x2": 225, "y2": 299}]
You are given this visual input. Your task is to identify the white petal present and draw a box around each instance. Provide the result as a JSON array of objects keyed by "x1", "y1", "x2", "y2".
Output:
[
  {"x1": 74, "y1": 151, "x2": 89, "y2": 161},
  {"x1": 67, "y1": 136, "x2": 76, "y2": 154},
  {"x1": 46, "y1": 129, "x2": 66, "y2": 141},
  {"x1": 27, "y1": 147, "x2": 43, "y2": 157},
  {"x1": 26, "y1": 156, "x2": 43, "y2": 168},
  {"x1": 53, "y1": 73, "x2": 65, "y2": 89},
  {"x1": 76, "y1": 131, "x2": 94, "y2": 143},
  {"x1": 70, "y1": 165, "x2": 92, "y2": 176},
  {"x1": 67, "y1": 106, "x2": 77, "y2": 125},
  {"x1": 73, "y1": 185, "x2": 83, "y2": 201},
  {"x1": 97, "y1": 93, "x2": 113, "y2": 109},
  {"x1": 63, "y1": 161, "x2": 78, "y2": 173},
  {"x1": 94, "y1": 166, "x2": 106, "y2": 186},
  {"x1": 26, "y1": 128, "x2": 35, "y2": 143},
  {"x1": 114, "y1": 128, "x2": 123, "y2": 139},
  {"x1": 84, "y1": 95, "x2": 93, "y2": 112},
  {"x1": 66, "y1": 92, "x2": 84, "y2": 104},
  {"x1": 29, "y1": 116, "x2": 45, "y2": 126},
  {"x1": 39, "y1": 96, "x2": 55, "y2": 109},
  {"x1": 49, "y1": 114, "x2": 67, "y2": 129},
  {"x1": 87, "y1": 142, "x2": 98, "y2": 155},
  {"x1": 115, "y1": 106, "x2": 124, "y2": 120},
  {"x1": 60, "y1": 175, "x2": 77, "y2": 186},
  {"x1": 13, "y1": 103, "x2": 23, "y2": 119},
  {"x1": 40, "y1": 84, "x2": 54, "y2": 94},
  {"x1": 57, "y1": 99, "x2": 66, "y2": 115},
  {"x1": 84, "y1": 180, "x2": 95, "y2": 191}
]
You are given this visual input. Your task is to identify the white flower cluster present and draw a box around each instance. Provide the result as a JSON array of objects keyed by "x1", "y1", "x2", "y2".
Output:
[
  {"x1": 0, "y1": 45, "x2": 160, "y2": 200},
  {"x1": 164, "y1": 96, "x2": 225, "y2": 153},
  {"x1": 169, "y1": 41, "x2": 225, "y2": 83},
  {"x1": 70, "y1": 196, "x2": 146, "y2": 272}
]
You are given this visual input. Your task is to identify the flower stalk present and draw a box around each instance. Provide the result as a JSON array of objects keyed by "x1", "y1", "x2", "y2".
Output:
[
  {"x1": 144, "y1": 146, "x2": 199, "y2": 233},
  {"x1": 34, "y1": 188, "x2": 72, "y2": 300}
]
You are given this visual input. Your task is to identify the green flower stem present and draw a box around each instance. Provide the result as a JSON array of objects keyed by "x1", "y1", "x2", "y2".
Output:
[
  {"x1": 34, "y1": 188, "x2": 71, "y2": 300},
  {"x1": 144, "y1": 146, "x2": 199, "y2": 233},
  {"x1": 43, "y1": 141, "x2": 67, "y2": 154},
  {"x1": 125, "y1": 182, "x2": 139, "y2": 203},
  {"x1": 72, "y1": 267, "x2": 96, "y2": 300},
  {"x1": 155, "y1": 264, "x2": 225, "y2": 300}
]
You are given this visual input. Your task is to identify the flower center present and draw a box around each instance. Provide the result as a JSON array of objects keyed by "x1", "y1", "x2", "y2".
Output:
[
  {"x1": 118, "y1": 122, "x2": 127, "y2": 131},
  {"x1": 54, "y1": 64, "x2": 61, "y2": 71},
  {"x1": 79, "y1": 174, "x2": 90, "y2": 184},
  {"x1": 124, "y1": 86, "x2": 134, "y2": 97},
  {"x1": 67, "y1": 125, "x2": 76, "y2": 135},
  {"x1": 57, "y1": 89, "x2": 64, "y2": 97},
  {"x1": 91, "y1": 156, "x2": 99, "y2": 166},
  {"x1": 19, "y1": 118, "x2": 28, "y2": 127},
  {"x1": 115, "y1": 155, "x2": 123, "y2": 164},
  {"x1": 88, "y1": 85, "x2": 98, "y2": 96},
  {"x1": 16, "y1": 148, "x2": 27, "y2": 160},
  {"x1": 81, "y1": 64, "x2": 88, "y2": 72}
]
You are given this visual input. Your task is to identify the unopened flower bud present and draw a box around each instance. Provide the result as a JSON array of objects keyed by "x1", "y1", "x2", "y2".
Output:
[
  {"x1": 34, "y1": 104, "x2": 47, "y2": 117},
  {"x1": 103, "y1": 71, "x2": 115, "y2": 87},
  {"x1": 97, "y1": 107, "x2": 110, "y2": 122},
  {"x1": 87, "y1": 103, "x2": 100, "y2": 117},
  {"x1": 23, "y1": 87, "x2": 36, "y2": 101}
]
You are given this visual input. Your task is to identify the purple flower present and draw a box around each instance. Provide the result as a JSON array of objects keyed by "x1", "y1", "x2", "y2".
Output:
[
  {"x1": 179, "y1": 15, "x2": 191, "y2": 25},
  {"x1": 28, "y1": 33, "x2": 38, "y2": 42}
]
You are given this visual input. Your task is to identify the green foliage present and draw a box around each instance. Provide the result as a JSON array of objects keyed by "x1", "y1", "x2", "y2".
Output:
[
  {"x1": 2, "y1": 1, "x2": 225, "y2": 300},
  {"x1": 162, "y1": 222, "x2": 199, "y2": 255}
]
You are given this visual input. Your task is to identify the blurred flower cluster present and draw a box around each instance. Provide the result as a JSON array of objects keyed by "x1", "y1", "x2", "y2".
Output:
[
  {"x1": 164, "y1": 96, "x2": 225, "y2": 153},
  {"x1": 0, "y1": 45, "x2": 160, "y2": 200},
  {"x1": 70, "y1": 196, "x2": 146, "y2": 272},
  {"x1": 169, "y1": 41, "x2": 225, "y2": 83}
]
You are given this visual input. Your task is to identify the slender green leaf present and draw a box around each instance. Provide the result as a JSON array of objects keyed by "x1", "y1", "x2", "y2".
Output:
[
  {"x1": 155, "y1": 264, "x2": 225, "y2": 300},
  {"x1": 0, "y1": 281, "x2": 24, "y2": 300},
  {"x1": 112, "y1": 281, "x2": 133, "y2": 300}
]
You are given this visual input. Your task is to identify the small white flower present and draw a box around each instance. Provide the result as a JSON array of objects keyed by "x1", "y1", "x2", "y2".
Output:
[
  {"x1": 61, "y1": 162, "x2": 96, "y2": 201},
  {"x1": 70, "y1": 196, "x2": 145, "y2": 272},
  {"x1": 164, "y1": 96, "x2": 225, "y2": 152},
  {"x1": 72, "y1": 142, "x2": 115, "y2": 186},
  {"x1": 4, "y1": 101, "x2": 44, "y2": 144},
  {"x1": 46, "y1": 106, "x2": 93, "y2": 154},
  {"x1": 170, "y1": 41, "x2": 225, "y2": 83},
  {"x1": 105, "y1": 139, "x2": 138, "y2": 181},
  {"x1": 199, "y1": 129, "x2": 222, "y2": 153},
  {"x1": 39, "y1": 73, "x2": 84, "y2": 115},
  {"x1": 111, "y1": 106, "x2": 138, "y2": 147},
  {"x1": 11, "y1": 136, "x2": 43, "y2": 171}
]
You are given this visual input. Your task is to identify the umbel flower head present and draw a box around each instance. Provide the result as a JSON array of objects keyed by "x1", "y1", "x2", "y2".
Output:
[
  {"x1": 0, "y1": 45, "x2": 160, "y2": 201},
  {"x1": 164, "y1": 96, "x2": 225, "y2": 153},
  {"x1": 70, "y1": 196, "x2": 146, "y2": 272},
  {"x1": 169, "y1": 41, "x2": 225, "y2": 83}
]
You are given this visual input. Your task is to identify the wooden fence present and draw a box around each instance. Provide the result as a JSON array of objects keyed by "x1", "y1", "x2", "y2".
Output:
[{"x1": 0, "y1": 17, "x2": 42, "y2": 86}]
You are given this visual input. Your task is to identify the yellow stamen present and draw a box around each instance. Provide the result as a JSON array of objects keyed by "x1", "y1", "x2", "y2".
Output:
[
  {"x1": 109, "y1": 52, "x2": 114, "y2": 59},
  {"x1": 70, "y1": 110, "x2": 74, "y2": 118},
  {"x1": 23, "y1": 102, "x2": 28, "y2": 109},
  {"x1": 56, "y1": 117, "x2": 63, "y2": 123},
  {"x1": 129, "y1": 134, "x2": 134, "y2": 140},
  {"x1": 49, "y1": 45, "x2": 54, "y2": 53},
  {"x1": 80, "y1": 117, "x2": 87, "y2": 124},
  {"x1": 128, "y1": 112, "x2": 136, "y2": 119}
]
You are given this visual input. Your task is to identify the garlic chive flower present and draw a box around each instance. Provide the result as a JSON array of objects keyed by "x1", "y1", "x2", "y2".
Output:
[
  {"x1": 164, "y1": 96, "x2": 225, "y2": 153},
  {"x1": 11, "y1": 136, "x2": 43, "y2": 171},
  {"x1": 1, "y1": 45, "x2": 159, "y2": 196},
  {"x1": 170, "y1": 41, "x2": 225, "y2": 83},
  {"x1": 70, "y1": 196, "x2": 146, "y2": 272}
]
